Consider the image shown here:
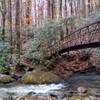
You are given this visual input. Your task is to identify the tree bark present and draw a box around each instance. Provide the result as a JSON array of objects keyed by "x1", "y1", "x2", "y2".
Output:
[
  {"x1": 0, "y1": 0, "x2": 7, "y2": 41},
  {"x1": 2, "y1": 15, "x2": 6, "y2": 41},
  {"x1": 64, "y1": 0, "x2": 67, "y2": 16},
  {"x1": 59, "y1": 0, "x2": 62, "y2": 17},
  {"x1": 33, "y1": 0, "x2": 37, "y2": 26},
  {"x1": 8, "y1": 0, "x2": 13, "y2": 63},
  {"x1": 15, "y1": 0, "x2": 21, "y2": 64},
  {"x1": 47, "y1": 0, "x2": 51, "y2": 19}
]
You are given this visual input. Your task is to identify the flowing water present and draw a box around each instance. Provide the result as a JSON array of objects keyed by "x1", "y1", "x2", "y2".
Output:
[
  {"x1": 0, "y1": 83, "x2": 65, "y2": 96},
  {"x1": 0, "y1": 73, "x2": 99, "y2": 99}
]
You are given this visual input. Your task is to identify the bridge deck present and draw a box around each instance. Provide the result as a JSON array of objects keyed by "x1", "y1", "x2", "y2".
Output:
[{"x1": 48, "y1": 20, "x2": 100, "y2": 56}]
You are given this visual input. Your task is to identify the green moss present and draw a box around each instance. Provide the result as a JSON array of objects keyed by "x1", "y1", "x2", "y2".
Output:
[
  {"x1": 0, "y1": 74, "x2": 14, "y2": 83},
  {"x1": 21, "y1": 70, "x2": 59, "y2": 84}
]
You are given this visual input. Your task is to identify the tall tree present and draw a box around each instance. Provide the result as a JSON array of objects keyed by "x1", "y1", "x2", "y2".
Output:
[
  {"x1": 33, "y1": 0, "x2": 37, "y2": 26},
  {"x1": 47, "y1": 0, "x2": 51, "y2": 19},
  {"x1": 82, "y1": 0, "x2": 86, "y2": 17},
  {"x1": 25, "y1": 0, "x2": 32, "y2": 40},
  {"x1": 88, "y1": 0, "x2": 91, "y2": 15},
  {"x1": 50, "y1": 0, "x2": 54, "y2": 19},
  {"x1": 59, "y1": 0, "x2": 62, "y2": 17},
  {"x1": 8, "y1": 0, "x2": 13, "y2": 63},
  {"x1": 47, "y1": 0, "x2": 55, "y2": 19},
  {"x1": 15, "y1": 0, "x2": 21, "y2": 64},
  {"x1": 77, "y1": 0, "x2": 81, "y2": 19},
  {"x1": 0, "y1": 0, "x2": 7, "y2": 41},
  {"x1": 26, "y1": 0, "x2": 32, "y2": 25},
  {"x1": 64, "y1": 0, "x2": 67, "y2": 16},
  {"x1": 69, "y1": 0, "x2": 73, "y2": 15}
]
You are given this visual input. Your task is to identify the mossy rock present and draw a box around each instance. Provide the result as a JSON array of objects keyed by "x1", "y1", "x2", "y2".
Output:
[
  {"x1": 21, "y1": 70, "x2": 60, "y2": 84},
  {"x1": 69, "y1": 96, "x2": 92, "y2": 100},
  {"x1": 0, "y1": 74, "x2": 14, "y2": 83}
]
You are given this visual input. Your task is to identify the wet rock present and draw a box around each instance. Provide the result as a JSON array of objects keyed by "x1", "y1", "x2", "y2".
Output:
[
  {"x1": 69, "y1": 96, "x2": 92, "y2": 100},
  {"x1": 26, "y1": 95, "x2": 56, "y2": 100},
  {"x1": 16, "y1": 96, "x2": 25, "y2": 100},
  {"x1": 49, "y1": 88, "x2": 67, "y2": 100},
  {"x1": 9, "y1": 96, "x2": 17, "y2": 100},
  {"x1": 27, "y1": 92, "x2": 36, "y2": 96},
  {"x1": 0, "y1": 74, "x2": 14, "y2": 83},
  {"x1": 49, "y1": 94, "x2": 58, "y2": 99},
  {"x1": 68, "y1": 86, "x2": 100, "y2": 100},
  {"x1": 11, "y1": 72, "x2": 22, "y2": 80},
  {"x1": 15, "y1": 93, "x2": 56, "y2": 100},
  {"x1": 21, "y1": 70, "x2": 60, "y2": 84},
  {"x1": 62, "y1": 98, "x2": 68, "y2": 100},
  {"x1": 77, "y1": 87, "x2": 87, "y2": 96}
]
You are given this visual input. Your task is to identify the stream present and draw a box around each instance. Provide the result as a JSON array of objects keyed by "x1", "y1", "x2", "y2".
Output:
[
  {"x1": 0, "y1": 83, "x2": 65, "y2": 95},
  {"x1": 0, "y1": 72, "x2": 100, "y2": 100}
]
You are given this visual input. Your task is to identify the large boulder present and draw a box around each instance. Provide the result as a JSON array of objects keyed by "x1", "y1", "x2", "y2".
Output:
[
  {"x1": 21, "y1": 70, "x2": 60, "y2": 84},
  {"x1": 0, "y1": 74, "x2": 14, "y2": 83}
]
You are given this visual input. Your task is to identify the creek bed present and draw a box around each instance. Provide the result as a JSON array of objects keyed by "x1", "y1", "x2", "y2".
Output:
[
  {"x1": 0, "y1": 83, "x2": 65, "y2": 96},
  {"x1": 0, "y1": 72, "x2": 99, "y2": 100}
]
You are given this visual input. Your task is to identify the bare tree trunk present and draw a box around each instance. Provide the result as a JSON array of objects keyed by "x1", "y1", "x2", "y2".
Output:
[
  {"x1": 51, "y1": 0, "x2": 54, "y2": 19},
  {"x1": 64, "y1": 0, "x2": 67, "y2": 16},
  {"x1": 59, "y1": 0, "x2": 62, "y2": 17},
  {"x1": 26, "y1": 0, "x2": 32, "y2": 25},
  {"x1": 82, "y1": 0, "x2": 86, "y2": 17},
  {"x1": 33, "y1": 0, "x2": 37, "y2": 26},
  {"x1": 0, "y1": 0, "x2": 7, "y2": 41},
  {"x1": 77, "y1": 0, "x2": 81, "y2": 19},
  {"x1": 8, "y1": 0, "x2": 13, "y2": 63},
  {"x1": 15, "y1": 0, "x2": 21, "y2": 64},
  {"x1": 47, "y1": 0, "x2": 55, "y2": 19},
  {"x1": 70, "y1": 0, "x2": 73, "y2": 15},
  {"x1": 47, "y1": 0, "x2": 51, "y2": 19},
  {"x1": 88, "y1": 0, "x2": 91, "y2": 15},
  {"x1": 2, "y1": 15, "x2": 6, "y2": 41}
]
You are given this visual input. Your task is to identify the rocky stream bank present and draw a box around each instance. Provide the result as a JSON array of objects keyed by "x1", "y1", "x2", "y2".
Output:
[{"x1": 0, "y1": 71, "x2": 100, "y2": 100}]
